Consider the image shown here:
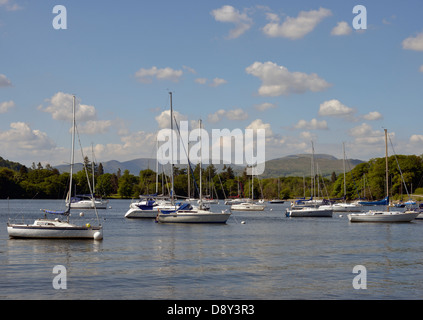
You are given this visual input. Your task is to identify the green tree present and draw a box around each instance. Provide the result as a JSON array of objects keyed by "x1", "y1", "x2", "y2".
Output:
[
  {"x1": 139, "y1": 169, "x2": 156, "y2": 195},
  {"x1": 98, "y1": 163, "x2": 104, "y2": 175},
  {"x1": 118, "y1": 170, "x2": 138, "y2": 198},
  {"x1": 73, "y1": 170, "x2": 93, "y2": 195},
  {"x1": 96, "y1": 173, "x2": 113, "y2": 196},
  {"x1": 0, "y1": 168, "x2": 23, "y2": 198}
]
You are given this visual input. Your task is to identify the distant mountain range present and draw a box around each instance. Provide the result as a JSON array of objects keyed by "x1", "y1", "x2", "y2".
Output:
[{"x1": 54, "y1": 154, "x2": 363, "y2": 178}]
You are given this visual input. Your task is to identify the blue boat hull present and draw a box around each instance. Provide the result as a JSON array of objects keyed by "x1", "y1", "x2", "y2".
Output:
[{"x1": 359, "y1": 196, "x2": 389, "y2": 206}]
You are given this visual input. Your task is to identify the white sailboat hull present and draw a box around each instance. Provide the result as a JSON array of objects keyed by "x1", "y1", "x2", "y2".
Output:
[
  {"x1": 156, "y1": 210, "x2": 231, "y2": 223},
  {"x1": 7, "y1": 219, "x2": 103, "y2": 239},
  {"x1": 230, "y1": 203, "x2": 266, "y2": 211},
  {"x1": 332, "y1": 203, "x2": 362, "y2": 212},
  {"x1": 125, "y1": 204, "x2": 181, "y2": 218},
  {"x1": 319, "y1": 203, "x2": 362, "y2": 212},
  {"x1": 286, "y1": 207, "x2": 333, "y2": 217},
  {"x1": 71, "y1": 200, "x2": 108, "y2": 209},
  {"x1": 347, "y1": 211, "x2": 419, "y2": 222},
  {"x1": 125, "y1": 208, "x2": 159, "y2": 218}
]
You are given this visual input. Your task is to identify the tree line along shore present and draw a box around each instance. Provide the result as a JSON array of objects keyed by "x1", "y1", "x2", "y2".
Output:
[{"x1": 1, "y1": 155, "x2": 423, "y2": 201}]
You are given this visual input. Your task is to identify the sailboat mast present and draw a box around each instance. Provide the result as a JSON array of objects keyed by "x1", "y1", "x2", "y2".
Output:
[
  {"x1": 170, "y1": 92, "x2": 174, "y2": 205},
  {"x1": 385, "y1": 129, "x2": 389, "y2": 212},
  {"x1": 91, "y1": 144, "x2": 95, "y2": 195},
  {"x1": 252, "y1": 169, "x2": 254, "y2": 200},
  {"x1": 156, "y1": 136, "x2": 158, "y2": 194},
  {"x1": 67, "y1": 95, "x2": 76, "y2": 214},
  {"x1": 199, "y1": 119, "x2": 203, "y2": 209},
  {"x1": 311, "y1": 141, "x2": 316, "y2": 201},
  {"x1": 343, "y1": 142, "x2": 346, "y2": 201}
]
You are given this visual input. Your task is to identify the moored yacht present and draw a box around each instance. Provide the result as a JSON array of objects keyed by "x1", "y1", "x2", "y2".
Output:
[
  {"x1": 231, "y1": 202, "x2": 266, "y2": 211},
  {"x1": 7, "y1": 95, "x2": 103, "y2": 240},
  {"x1": 348, "y1": 130, "x2": 418, "y2": 223}
]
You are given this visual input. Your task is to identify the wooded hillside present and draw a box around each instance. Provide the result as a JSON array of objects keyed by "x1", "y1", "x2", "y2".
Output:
[{"x1": 0, "y1": 155, "x2": 422, "y2": 200}]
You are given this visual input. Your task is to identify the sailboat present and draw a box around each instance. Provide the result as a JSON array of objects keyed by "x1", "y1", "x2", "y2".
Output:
[
  {"x1": 156, "y1": 96, "x2": 230, "y2": 224},
  {"x1": 125, "y1": 137, "x2": 182, "y2": 218},
  {"x1": 286, "y1": 142, "x2": 332, "y2": 217},
  {"x1": 125, "y1": 195, "x2": 181, "y2": 218},
  {"x1": 320, "y1": 143, "x2": 362, "y2": 212},
  {"x1": 230, "y1": 166, "x2": 266, "y2": 211},
  {"x1": 7, "y1": 95, "x2": 104, "y2": 240},
  {"x1": 71, "y1": 145, "x2": 109, "y2": 209},
  {"x1": 269, "y1": 178, "x2": 285, "y2": 203},
  {"x1": 71, "y1": 194, "x2": 109, "y2": 209},
  {"x1": 231, "y1": 201, "x2": 266, "y2": 211},
  {"x1": 348, "y1": 129, "x2": 419, "y2": 222}
]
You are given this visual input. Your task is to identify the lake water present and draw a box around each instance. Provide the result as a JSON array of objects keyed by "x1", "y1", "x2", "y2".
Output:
[{"x1": 1, "y1": 199, "x2": 423, "y2": 300}]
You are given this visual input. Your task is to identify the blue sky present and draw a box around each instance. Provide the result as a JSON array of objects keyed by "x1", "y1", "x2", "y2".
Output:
[{"x1": 1, "y1": 0, "x2": 423, "y2": 168}]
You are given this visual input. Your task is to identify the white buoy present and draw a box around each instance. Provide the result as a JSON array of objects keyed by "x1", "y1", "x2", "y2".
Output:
[
  {"x1": 93, "y1": 231, "x2": 103, "y2": 240},
  {"x1": 241, "y1": 221, "x2": 246, "y2": 224},
  {"x1": 79, "y1": 212, "x2": 84, "y2": 217}
]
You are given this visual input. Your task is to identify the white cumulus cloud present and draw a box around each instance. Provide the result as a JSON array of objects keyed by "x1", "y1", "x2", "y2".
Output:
[
  {"x1": 349, "y1": 123, "x2": 391, "y2": 145},
  {"x1": 318, "y1": 99, "x2": 355, "y2": 117},
  {"x1": 0, "y1": 74, "x2": 12, "y2": 87},
  {"x1": 0, "y1": 100, "x2": 15, "y2": 113},
  {"x1": 155, "y1": 109, "x2": 187, "y2": 129},
  {"x1": 207, "y1": 108, "x2": 248, "y2": 123},
  {"x1": 362, "y1": 111, "x2": 383, "y2": 121},
  {"x1": 210, "y1": 77, "x2": 227, "y2": 87},
  {"x1": 294, "y1": 119, "x2": 328, "y2": 130},
  {"x1": 0, "y1": 122, "x2": 56, "y2": 153},
  {"x1": 410, "y1": 134, "x2": 423, "y2": 144},
  {"x1": 211, "y1": 5, "x2": 253, "y2": 39},
  {"x1": 262, "y1": 7, "x2": 332, "y2": 39},
  {"x1": 134, "y1": 66, "x2": 183, "y2": 83},
  {"x1": 196, "y1": 77, "x2": 228, "y2": 87},
  {"x1": 247, "y1": 119, "x2": 273, "y2": 136},
  {"x1": 402, "y1": 32, "x2": 423, "y2": 51},
  {"x1": 38, "y1": 92, "x2": 97, "y2": 122},
  {"x1": 246, "y1": 61, "x2": 331, "y2": 96},
  {"x1": 331, "y1": 21, "x2": 352, "y2": 36}
]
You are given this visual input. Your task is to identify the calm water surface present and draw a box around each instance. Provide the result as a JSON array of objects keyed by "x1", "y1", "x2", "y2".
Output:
[{"x1": 1, "y1": 199, "x2": 423, "y2": 299}]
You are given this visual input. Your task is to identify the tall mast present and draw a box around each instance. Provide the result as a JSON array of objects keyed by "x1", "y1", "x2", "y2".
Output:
[
  {"x1": 170, "y1": 92, "x2": 174, "y2": 205},
  {"x1": 311, "y1": 141, "x2": 315, "y2": 201},
  {"x1": 251, "y1": 168, "x2": 254, "y2": 200},
  {"x1": 187, "y1": 160, "x2": 190, "y2": 199},
  {"x1": 67, "y1": 95, "x2": 76, "y2": 213},
  {"x1": 156, "y1": 136, "x2": 158, "y2": 194},
  {"x1": 385, "y1": 129, "x2": 389, "y2": 212},
  {"x1": 343, "y1": 142, "x2": 346, "y2": 201},
  {"x1": 91, "y1": 144, "x2": 95, "y2": 195},
  {"x1": 199, "y1": 119, "x2": 203, "y2": 209}
]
